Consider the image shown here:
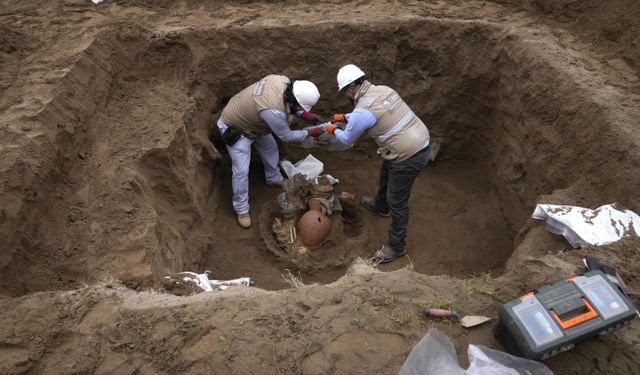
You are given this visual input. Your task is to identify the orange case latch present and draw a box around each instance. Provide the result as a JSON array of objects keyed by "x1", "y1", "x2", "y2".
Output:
[{"x1": 550, "y1": 298, "x2": 598, "y2": 330}]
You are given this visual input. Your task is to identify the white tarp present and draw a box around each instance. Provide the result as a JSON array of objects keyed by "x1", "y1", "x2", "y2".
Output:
[
  {"x1": 532, "y1": 203, "x2": 640, "y2": 248},
  {"x1": 399, "y1": 329, "x2": 553, "y2": 375},
  {"x1": 280, "y1": 154, "x2": 324, "y2": 180}
]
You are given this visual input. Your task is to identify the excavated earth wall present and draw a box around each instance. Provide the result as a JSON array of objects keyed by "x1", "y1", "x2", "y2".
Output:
[{"x1": 0, "y1": 1, "x2": 639, "y2": 374}]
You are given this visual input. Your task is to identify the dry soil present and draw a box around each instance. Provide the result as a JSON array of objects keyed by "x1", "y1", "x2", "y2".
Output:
[{"x1": 1, "y1": 1, "x2": 640, "y2": 374}]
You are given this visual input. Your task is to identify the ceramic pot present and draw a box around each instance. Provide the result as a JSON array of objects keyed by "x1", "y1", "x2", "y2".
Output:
[
  {"x1": 308, "y1": 199, "x2": 323, "y2": 212},
  {"x1": 298, "y1": 210, "x2": 331, "y2": 246}
]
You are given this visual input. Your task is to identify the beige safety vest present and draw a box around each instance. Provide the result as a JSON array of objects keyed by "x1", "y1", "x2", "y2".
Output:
[
  {"x1": 355, "y1": 81, "x2": 430, "y2": 162},
  {"x1": 221, "y1": 75, "x2": 290, "y2": 138}
]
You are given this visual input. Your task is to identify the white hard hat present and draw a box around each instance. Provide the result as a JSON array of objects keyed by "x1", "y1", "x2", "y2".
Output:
[
  {"x1": 337, "y1": 64, "x2": 365, "y2": 91},
  {"x1": 292, "y1": 80, "x2": 320, "y2": 112}
]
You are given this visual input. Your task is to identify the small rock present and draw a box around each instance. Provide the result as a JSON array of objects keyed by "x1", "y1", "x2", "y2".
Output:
[
  {"x1": 21, "y1": 125, "x2": 32, "y2": 131},
  {"x1": 68, "y1": 212, "x2": 79, "y2": 223}
]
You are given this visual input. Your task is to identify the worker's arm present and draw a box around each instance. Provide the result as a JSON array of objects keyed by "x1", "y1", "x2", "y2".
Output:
[
  {"x1": 333, "y1": 108, "x2": 377, "y2": 145},
  {"x1": 259, "y1": 109, "x2": 308, "y2": 142}
]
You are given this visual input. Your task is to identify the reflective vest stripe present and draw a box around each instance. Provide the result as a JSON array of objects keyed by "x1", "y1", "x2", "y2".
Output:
[
  {"x1": 375, "y1": 110, "x2": 415, "y2": 144},
  {"x1": 358, "y1": 97, "x2": 375, "y2": 106}
]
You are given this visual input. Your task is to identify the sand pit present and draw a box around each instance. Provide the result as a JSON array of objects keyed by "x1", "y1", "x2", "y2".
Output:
[
  {"x1": 0, "y1": 17, "x2": 540, "y2": 295},
  {"x1": 1, "y1": 1, "x2": 640, "y2": 374}
]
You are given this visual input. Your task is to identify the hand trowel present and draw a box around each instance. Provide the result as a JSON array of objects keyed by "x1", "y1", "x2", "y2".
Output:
[{"x1": 423, "y1": 308, "x2": 492, "y2": 328}]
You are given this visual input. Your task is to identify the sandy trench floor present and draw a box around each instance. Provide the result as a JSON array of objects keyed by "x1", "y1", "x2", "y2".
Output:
[{"x1": 1, "y1": 1, "x2": 640, "y2": 374}]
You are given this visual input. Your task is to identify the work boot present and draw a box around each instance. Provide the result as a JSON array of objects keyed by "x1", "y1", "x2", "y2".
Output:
[
  {"x1": 237, "y1": 213, "x2": 252, "y2": 228},
  {"x1": 372, "y1": 244, "x2": 407, "y2": 264},
  {"x1": 360, "y1": 196, "x2": 390, "y2": 217},
  {"x1": 267, "y1": 179, "x2": 285, "y2": 188}
]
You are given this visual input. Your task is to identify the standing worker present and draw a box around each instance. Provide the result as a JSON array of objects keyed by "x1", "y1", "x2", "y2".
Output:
[
  {"x1": 326, "y1": 64, "x2": 431, "y2": 263},
  {"x1": 217, "y1": 74, "x2": 325, "y2": 228}
]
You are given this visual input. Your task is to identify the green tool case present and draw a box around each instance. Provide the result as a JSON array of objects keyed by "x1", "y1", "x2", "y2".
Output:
[{"x1": 493, "y1": 270, "x2": 637, "y2": 360}]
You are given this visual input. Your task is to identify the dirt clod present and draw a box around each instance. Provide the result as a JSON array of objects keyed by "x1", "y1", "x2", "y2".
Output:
[{"x1": 1, "y1": 1, "x2": 640, "y2": 374}]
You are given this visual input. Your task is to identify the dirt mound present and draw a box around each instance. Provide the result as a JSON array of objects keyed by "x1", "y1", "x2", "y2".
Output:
[
  {"x1": 1, "y1": 0, "x2": 640, "y2": 374},
  {"x1": 1, "y1": 246, "x2": 639, "y2": 374},
  {"x1": 495, "y1": 0, "x2": 640, "y2": 86}
]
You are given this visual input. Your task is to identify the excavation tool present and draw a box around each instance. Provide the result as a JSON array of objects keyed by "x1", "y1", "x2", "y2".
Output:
[
  {"x1": 423, "y1": 308, "x2": 492, "y2": 328},
  {"x1": 582, "y1": 256, "x2": 638, "y2": 297},
  {"x1": 494, "y1": 270, "x2": 638, "y2": 360}
]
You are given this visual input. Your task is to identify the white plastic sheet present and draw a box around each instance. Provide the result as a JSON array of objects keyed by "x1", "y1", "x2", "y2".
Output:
[
  {"x1": 169, "y1": 272, "x2": 251, "y2": 293},
  {"x1": 532, "y1": 204, "x2": 640, "y2": 248},
  {"x1": 280, "y1": 154, "x2": 324, "y2": 179},
  {"x1": 399, "y1": 329, "x2": 553, "y2": 375}
]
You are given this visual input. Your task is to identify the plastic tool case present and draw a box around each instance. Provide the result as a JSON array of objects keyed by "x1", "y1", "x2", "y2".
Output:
[{"x1": 493, "y1": 271, "x2": 637, "y2": 360}]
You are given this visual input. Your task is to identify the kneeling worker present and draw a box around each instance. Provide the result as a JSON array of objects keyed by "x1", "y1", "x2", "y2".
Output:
[
  {"x1": 326, "y1": 64, "x2": 431, "y2": 263},
  {"x1": 217, "y1": 74, "x2": 325, "y2": 228}
]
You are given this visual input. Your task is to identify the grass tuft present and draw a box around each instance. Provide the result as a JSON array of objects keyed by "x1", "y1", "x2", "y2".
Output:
[
  {"x1": 281, "y1": 269, "x2": 305, "y2": 288},
  {"x1": 462, "y1": 272, "x2": 496, "y2": 302}
]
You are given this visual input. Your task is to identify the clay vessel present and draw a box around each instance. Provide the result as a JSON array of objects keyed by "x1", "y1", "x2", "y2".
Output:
[
  {"x1": 298, "y1": 210, "x2": 331, "y2": 246},
  {"x1": 312, "y1": 184, "x2": 333, "y2": 193},
  {"x1": 307, "y1": 199, "x2": 323, "y2": 212}
]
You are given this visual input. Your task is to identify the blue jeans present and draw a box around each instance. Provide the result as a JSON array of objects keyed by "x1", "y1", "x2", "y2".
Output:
[
  {"x1": 374, "y1": 146, "x2": 430, "y2": 251},
  {"x1": 217, "y1": 118, "x2": 284, "y2": 214}
]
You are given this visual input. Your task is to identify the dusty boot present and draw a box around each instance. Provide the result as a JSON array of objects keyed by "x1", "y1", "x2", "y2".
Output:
[
  {"x1": 372, "y1": 244, "x2": 407, "y2": 264},
  {"x1": 237, "y1": 213, "x2": 252, "y2": 228},
  {"x1": 360, "y1": 196, "x2": 390, "y2": 217}
]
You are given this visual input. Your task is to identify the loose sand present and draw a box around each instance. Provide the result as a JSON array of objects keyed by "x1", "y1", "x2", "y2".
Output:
[{"x1": 1, "y1": 1, "x2": 639, "y2": 374}]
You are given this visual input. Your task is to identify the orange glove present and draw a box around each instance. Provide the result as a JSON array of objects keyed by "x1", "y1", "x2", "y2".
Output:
[
  {"x1": 331, "y1": 113, "x2": 347, "y2": 123},
  {"x1": 326, "y1": 124, "x2": 338, "y2": 135}
]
